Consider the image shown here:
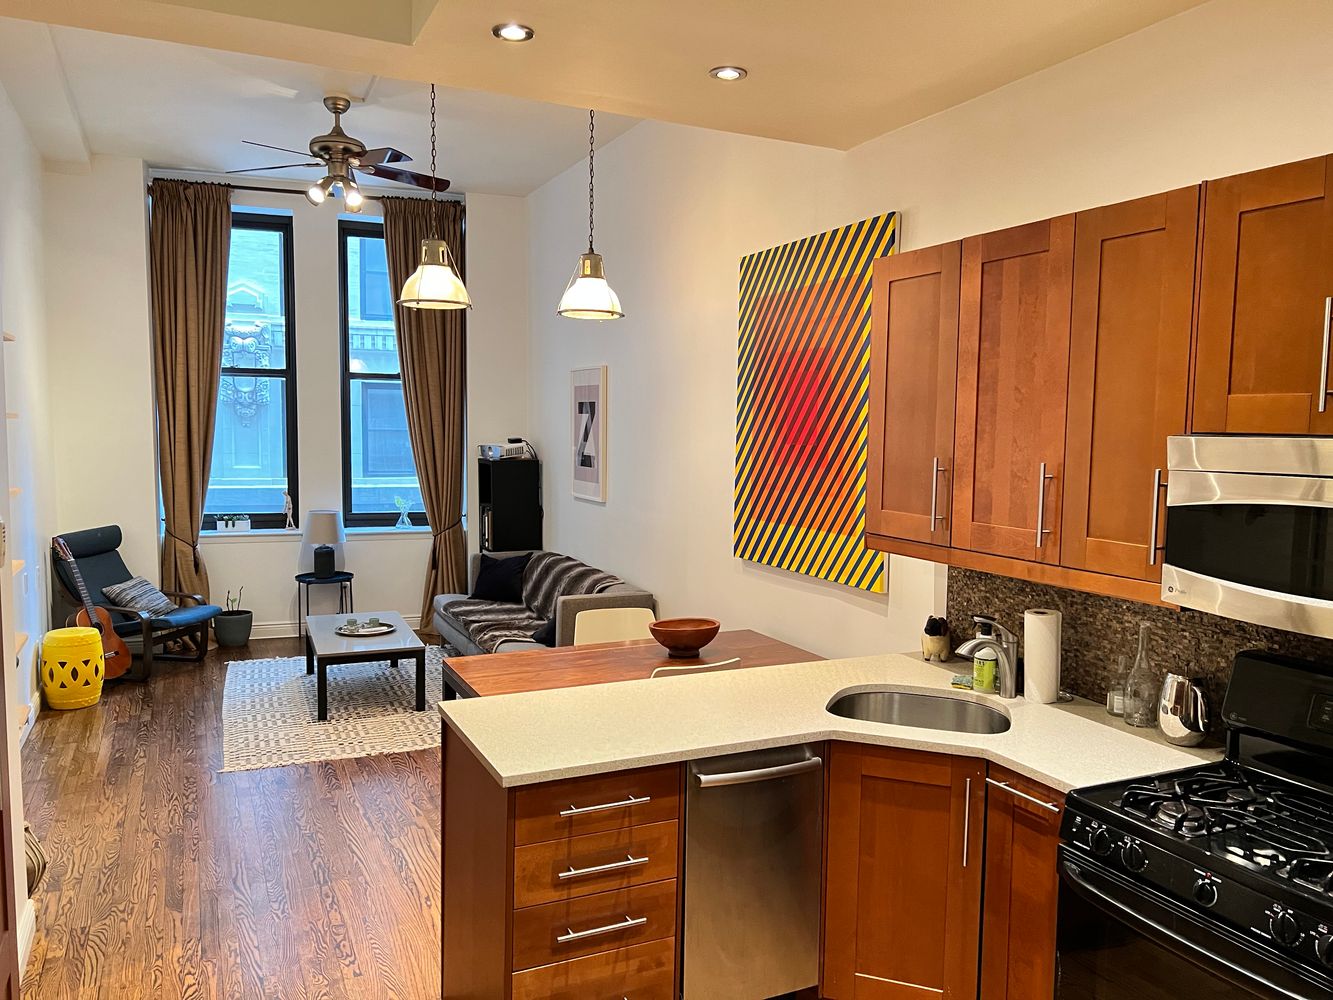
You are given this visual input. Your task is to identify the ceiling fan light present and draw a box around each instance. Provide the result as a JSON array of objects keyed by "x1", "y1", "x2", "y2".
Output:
[
  {"x1": 557, "y1": 252, "x2": 624, "y2": 320},
  {"x1": 344, "y1": 182, "x2": 364, "y2": 209},
  {"x1": 306, "y1": 176, "x2": 333, "y2": 205},
  {"x1": 399, "y1": 239, "x2": 472, "y2": 310}
]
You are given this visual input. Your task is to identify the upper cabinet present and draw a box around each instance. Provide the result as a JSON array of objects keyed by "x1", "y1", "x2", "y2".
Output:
[
  {"x1": 953, "y1": 217, "x2": 1074, "y2": 564},
  {"x1": 1194, "y1": 155, "x2": 1333, "y2": 433},
  {"x1": 865, "y1": 243, "x2": 960, "y2": 545},
  {"x1": 1061, "y1": 188, "x2": 1199, "y2": 582}
]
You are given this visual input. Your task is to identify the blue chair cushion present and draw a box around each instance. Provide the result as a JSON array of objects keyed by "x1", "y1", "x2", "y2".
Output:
[{"x1": 113, "y1": 603, "x2": 222, "y2": 637}]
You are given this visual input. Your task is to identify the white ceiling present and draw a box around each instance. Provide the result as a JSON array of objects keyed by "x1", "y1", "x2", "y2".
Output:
[{"x1": 0, "y1": 18, "x2": 640, "y2": 196}]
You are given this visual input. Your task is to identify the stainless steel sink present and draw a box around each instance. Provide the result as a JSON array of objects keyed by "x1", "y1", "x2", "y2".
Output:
[{"x1": 827, "y1": 689, "x2": 1011, "y2": 734}]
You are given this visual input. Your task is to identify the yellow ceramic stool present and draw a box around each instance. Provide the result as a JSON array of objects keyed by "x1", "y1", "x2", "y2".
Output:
[{"x1": 41, "y1": 626, "x2": 105, "y2": 710}]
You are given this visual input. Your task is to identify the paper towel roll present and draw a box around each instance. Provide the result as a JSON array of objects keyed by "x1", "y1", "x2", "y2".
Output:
[{"x1": 1023, "y1": 608, "x2": 1062, "y2": 704}]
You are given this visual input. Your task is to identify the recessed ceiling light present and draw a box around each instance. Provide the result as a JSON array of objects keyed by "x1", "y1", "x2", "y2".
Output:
[
  {"x1": 492, "y1": 22, "x2": 535, "y2": 42},
  {"x1": 709, "y1": 66, "x2": 748, "y2": 82}
]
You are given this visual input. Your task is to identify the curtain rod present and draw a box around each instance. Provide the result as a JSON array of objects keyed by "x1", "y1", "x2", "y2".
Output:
[{"x1": 144, "y1": 179, "x2": 463, "y2": 203}]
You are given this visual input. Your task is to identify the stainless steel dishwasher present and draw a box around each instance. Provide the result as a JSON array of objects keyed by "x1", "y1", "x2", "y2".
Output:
[{"x1": 683, "y1": 743, "x2": 823, "y2": 998}]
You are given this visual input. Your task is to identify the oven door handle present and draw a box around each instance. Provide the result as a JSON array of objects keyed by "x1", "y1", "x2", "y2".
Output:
[{"x1": 1059, "y1": 851, "x2": 1331, "y2": 1000}]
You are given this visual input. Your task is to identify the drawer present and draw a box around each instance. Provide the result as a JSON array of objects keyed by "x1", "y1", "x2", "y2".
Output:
[
  {"x1": 514, "y1": 820, "x2": 678, "y2": 908},
  {"x1": 513, "y1": 878, "x2": 678, "y2": 971},
  {"x1": 514, "y1": 764, "x2": 680, "y2": 845},
  {"x1": 511, "y1": 936, "x2": 675, "y2": 1000}
]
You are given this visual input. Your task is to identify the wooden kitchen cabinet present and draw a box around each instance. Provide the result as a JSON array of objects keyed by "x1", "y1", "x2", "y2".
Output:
[
  {"x1": 823, "y1": 743, "x2": 985, "y2": 999},
  {"x1": 865, "y1": 242, "x2": 961, "y2": 545},
  {"x1": 1061, "y1": 188, "x2": 1199, "y2": 581},
  {"x1": 979, "y1": 767, "x2": 1065, "y2": 1000},
  {"x1": 1194, "y1": 154, "x2": 1333, "y2": 434},
  {"x1": 953, "y1": 217, "x2": 1075, "y2": 564}
]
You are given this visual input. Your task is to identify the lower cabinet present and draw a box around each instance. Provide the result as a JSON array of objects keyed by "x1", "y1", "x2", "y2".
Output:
[{"x1": 823, "y1": 745, "x2": 1063, "y2": 1000}]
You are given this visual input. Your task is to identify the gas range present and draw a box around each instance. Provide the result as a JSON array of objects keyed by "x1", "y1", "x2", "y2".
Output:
[{"x1": 1060, "y1": 650, "x2": 1333, "y2": 998}]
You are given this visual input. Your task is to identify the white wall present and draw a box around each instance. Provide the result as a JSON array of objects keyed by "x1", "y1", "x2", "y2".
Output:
[{"x1": 525, "y1": 0, "x2": 1333, "y2": 660}]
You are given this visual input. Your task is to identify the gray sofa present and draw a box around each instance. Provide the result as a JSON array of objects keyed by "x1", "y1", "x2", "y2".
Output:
[{"x1": 432, "y1": 550, "x2": 655, "y2": 655}]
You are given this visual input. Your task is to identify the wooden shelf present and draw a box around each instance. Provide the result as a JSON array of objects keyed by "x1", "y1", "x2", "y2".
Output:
[
  {"x1": 14, "y1": 632, "x2": 27, "y2": 654},
  {"x1": 10, "y1": 560, "x2": 23, "y2": 577},
  {"x1": 7, "y1": 488, "x2": 17, "y2": 498},
  {"x1": 15, "y1": 704, "x2": 28, "y2": 729},
  {"x1": 5, "y1": 413, "x2": 16, "y2": 421},
  {"x1": 2, "y1": 333, "x2": 14, "y2": 344}
]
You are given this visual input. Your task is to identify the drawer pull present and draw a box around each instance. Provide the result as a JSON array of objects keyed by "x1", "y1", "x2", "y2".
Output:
[
  {"x1": 557, "y1": 854, "x2": 650, "y2": 880},
  {"x1": 559, "y1": 794, "x2": 650, "y2": 817},
  {"x1": 986, "y1": 777, "x2": 1061, "y2": 813},
  {"x1": 555, "y1": 914, "x2": 648, "y2": 943}
]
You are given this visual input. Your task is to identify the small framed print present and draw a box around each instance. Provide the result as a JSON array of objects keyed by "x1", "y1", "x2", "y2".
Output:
[{"x1": 571, "y1": 366, "x2": 608, "y2": 502}]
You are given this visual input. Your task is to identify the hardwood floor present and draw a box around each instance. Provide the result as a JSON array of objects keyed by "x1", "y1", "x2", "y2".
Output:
[{"x1": 19, "y1": 638, "x2": 443, "y2": 999}]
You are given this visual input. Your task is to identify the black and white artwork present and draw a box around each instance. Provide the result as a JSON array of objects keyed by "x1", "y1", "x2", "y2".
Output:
[{"x1": 571, "y1": 366, "x2": 607, "y2": 502}]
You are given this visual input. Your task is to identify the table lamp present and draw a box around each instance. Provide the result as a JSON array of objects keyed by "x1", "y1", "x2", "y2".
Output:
[{"x1": 304, "y1": 510, "x2": 345, "y2": 579}]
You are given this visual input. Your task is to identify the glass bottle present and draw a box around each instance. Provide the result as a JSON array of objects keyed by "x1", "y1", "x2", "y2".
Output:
[
  {"x1": 1105, "y1": 655, "x2": 1127, "y2": 716},
  {"x1": 1123, "y1": 622, "x2": 1159, "y2": 728}
]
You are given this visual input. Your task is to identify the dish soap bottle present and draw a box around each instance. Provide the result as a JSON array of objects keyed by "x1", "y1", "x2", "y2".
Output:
[{"x1": 1123, "y1": 622, "x2": 1159, "y2": 728}]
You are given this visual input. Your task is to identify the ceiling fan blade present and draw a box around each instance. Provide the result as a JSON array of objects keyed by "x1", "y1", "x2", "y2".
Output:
[
  {"x1": 243, "y1": 139, "x2": 316, "y2": 157},
  {"x1": 357, "y1": 146, "x2": 412, "y2": 166},
  {"x1": 226, "y1": 162, "x2": 323, "y2": 174},
  {"x1": 362, "y1": 163, "x2": 451, "y2": 192}
]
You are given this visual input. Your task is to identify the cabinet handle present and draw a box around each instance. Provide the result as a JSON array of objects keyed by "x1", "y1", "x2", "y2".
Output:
[
  {"x1": 1321, "y1": 296, "x2": 1333, "y2": 414},
  {"x1": 1148, "y1": 468, "x2": 1165, "y2": 566},
  {"x1": 986, "y1": 777, "x2": 1061, "y2": 813},
  {"x1": 559, "y1": 794, "x2": 650, "y2": 817},
  {"x1": 962, "y1": 777, "x2": 972, "y2": 868},
  {"x1": 557, "y1": 854, "x2": 649, "y2": 880},
  {"x1": 930, "y1": 457, "x2": 947, "y2": 529},
  {"x1": 1035, "y1": 463, "x2": 1055, "y2": 548},
  {"x1": 556, "y1": 914, "x2": 647, "y2": 943}
]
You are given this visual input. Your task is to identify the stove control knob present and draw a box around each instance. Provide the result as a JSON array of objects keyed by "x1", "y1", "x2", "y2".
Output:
[
  {"x1": 1316, "y1": 934, "x2": 1333, "y2": 967},
  {"x1": 1089, "y1": 828, "x2": 1115, "y2": 857},
  {"x1": 1120, "y1": 840, "x2": 1148, "y2": 873},
  {"x1": 1191, "y1": 879, "x2": 1219, "y2": 908},
  {"x1": 1270, "y1": 911, "x2": 1301, "y2": 948}
]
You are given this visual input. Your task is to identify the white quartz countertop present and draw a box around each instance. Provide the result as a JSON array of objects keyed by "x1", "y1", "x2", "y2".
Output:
[{"x1": 439, "y1": 651, "x2": 1222, "y2": 792}]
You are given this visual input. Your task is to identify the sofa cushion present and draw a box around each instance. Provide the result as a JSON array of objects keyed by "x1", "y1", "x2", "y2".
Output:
[
  {"x1": 521, "y1": 552, "x2": 623, "y2": 621},
  {"x1": 111, "y1": 603, "x2": 222, "y2": 637},
  {"x1": 102, "y1": 576, "x2": 177, "y2": 617},
  {"x1": 440, "y1": 598, "x2": 547, "y2": 654},
  {"x1": 471, "y1": 552, "x2": 531, "y2": 604}
]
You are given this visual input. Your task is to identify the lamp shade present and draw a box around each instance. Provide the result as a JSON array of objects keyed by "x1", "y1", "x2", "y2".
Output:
[
  {"x1": 557, "y1": 251, "x2": 624, "y2": 320},
  {"x1": 303, "y1": 510, "x2": 346, "y2": 546},
  {"x1": 399, "y1": 239, "x2": 471, "y2": 310}
]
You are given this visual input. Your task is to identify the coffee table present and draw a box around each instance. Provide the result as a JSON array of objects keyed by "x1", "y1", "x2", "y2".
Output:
[{"x1": 304, "y1": 611, "x2": 427, "y2": 722}]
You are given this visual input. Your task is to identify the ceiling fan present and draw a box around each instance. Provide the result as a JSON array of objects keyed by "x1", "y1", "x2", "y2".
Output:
[{"x1": 229, "y1": 94, "x2": 450, "y2": 211}]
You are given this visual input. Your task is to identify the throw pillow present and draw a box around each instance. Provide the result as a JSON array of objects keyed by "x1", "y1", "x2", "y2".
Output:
[
  {"x1": 102, "y1": 577, "x2": 178, "y2": 617},
  {"x1": 531, "y1": 619, "x2": 556, "y2": 647},
  {"x1": 471, "y1": 553, "x2": 531, "y2": 604}
]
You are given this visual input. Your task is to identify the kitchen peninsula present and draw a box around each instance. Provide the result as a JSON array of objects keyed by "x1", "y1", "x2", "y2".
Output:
[{"x1": 439, "y1": 652, "x2": 1216, "y2": 999}]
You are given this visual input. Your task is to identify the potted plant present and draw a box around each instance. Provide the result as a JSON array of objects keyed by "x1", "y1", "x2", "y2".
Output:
[{"x1": 214, "y1": 587, "x2": 253, "y2": 647}]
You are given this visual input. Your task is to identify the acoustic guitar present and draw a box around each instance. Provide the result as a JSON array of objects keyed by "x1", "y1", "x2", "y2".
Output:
[{"x1": 52, "y1": 536, "x2": 131, "y2": 679}]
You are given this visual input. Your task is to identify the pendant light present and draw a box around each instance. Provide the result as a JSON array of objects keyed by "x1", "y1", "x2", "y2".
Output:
[
  {"x1": 398, "y1": 84, "x2": 471, "y2": 311},
  {"x1": 557, "y1": 110, "x2": 624, "y2": 320}
]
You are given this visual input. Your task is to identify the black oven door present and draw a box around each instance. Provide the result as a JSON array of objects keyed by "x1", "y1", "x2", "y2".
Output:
[{"x1": 1057, "y1": 849, "x2": 1333, "y2": 1000}]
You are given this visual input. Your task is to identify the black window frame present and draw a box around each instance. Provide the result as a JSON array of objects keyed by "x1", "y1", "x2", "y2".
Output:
[
  {"x1": 203, "y1": 211, "x2": 299, "y2": 531},
  {"x1": 339, "y1": 219, "x2": 428, "y2": 528}
]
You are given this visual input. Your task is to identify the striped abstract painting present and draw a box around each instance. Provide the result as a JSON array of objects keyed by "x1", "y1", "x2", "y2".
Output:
[{"x1": 734, "y1": 213, "x2": 898, "y2": 593}]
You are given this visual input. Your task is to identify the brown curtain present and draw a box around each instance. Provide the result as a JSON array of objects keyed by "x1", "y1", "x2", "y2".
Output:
[
  {"x1": 149, "y1": 179, "x2": 232, "y2": 599},
  {"x1": 382, "y1": 197, "x2": 468, "y2": 624}
]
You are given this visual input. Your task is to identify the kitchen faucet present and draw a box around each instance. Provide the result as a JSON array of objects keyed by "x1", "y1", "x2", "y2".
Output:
[{"x1": 955, "y1": 614, "x2": 1020, "y2": 699}]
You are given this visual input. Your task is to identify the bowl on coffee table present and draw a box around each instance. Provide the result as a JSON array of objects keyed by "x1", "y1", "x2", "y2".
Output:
[{"x1": 649, "y1": 617, "x2": 721, "y2": 658}]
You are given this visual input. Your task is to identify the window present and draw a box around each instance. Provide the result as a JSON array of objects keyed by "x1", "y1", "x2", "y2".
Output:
[
  {"x1": 203, "y1": 213, "x2": 298, "y2": 529},
  {"x1": 340, "y1": 221, "x2": 426, "y2": 526}
]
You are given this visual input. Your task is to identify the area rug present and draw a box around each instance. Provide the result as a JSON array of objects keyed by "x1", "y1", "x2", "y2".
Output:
[{"x1": 220, "y1": 646, "x2": 449, "y2": 772}]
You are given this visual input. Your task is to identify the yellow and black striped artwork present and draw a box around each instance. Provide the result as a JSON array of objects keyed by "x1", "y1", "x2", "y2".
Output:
[{"x1": 734, "y1": 213, "x2": 898, "y2": 593}]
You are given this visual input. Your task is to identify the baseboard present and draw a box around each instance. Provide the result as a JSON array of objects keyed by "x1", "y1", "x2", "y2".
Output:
[
  {"x1": 17, "y1": 897, "x2": 34, "y2": 971},
  {"x1": 248, "y1": 616, "x2": 423, "y2": 641}
]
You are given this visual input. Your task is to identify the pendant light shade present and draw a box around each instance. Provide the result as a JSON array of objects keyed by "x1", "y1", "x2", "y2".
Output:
[
  {"x1": 399, "y1": 239, "x2": 471, "y2": 310},
  {"x1": 558, "y1": 109, "x2": 623, "y2": 321},
  {"x1": 399, "y1": 84, "x2": 472, "y2": 311},
  {"x1": 557, "y1": 251, "x2": 623, "y2": 320}
]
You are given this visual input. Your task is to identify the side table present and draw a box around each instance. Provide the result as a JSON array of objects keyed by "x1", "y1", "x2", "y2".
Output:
[{"x1": 295, "y1": 571, "x2": 354, "y2": 638}]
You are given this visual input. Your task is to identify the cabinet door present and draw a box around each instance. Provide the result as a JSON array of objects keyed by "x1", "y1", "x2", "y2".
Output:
[
  {"x1": 865, "y1": 243, "x2": 960, "y2": 544},
  {"x1": 954, "y1": 217, "x2": 1074, "y2": 563},
  {"x1": 823, "y1": 744, "x2": 984, "y2": 999},
  {"x1": 1062, "y1": 188, "x2": 1198, "y2": 581},
  {"x1": 1194, "y1": 154, "x2": 1333, "y2": 433},
  {"x1": 979, "y1": 767, "x2": 1065, "y2": 1000}
]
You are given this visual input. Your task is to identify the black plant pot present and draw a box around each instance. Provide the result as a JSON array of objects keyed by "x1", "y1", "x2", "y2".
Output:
[{"x1": 214, "y1": 610, "x2": 254, "y2": 648}]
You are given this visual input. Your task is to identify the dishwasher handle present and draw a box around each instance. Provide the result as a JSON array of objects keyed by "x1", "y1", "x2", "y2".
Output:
[{"x1": 695, "y1": 756, "x2": 822, "y2": 788}]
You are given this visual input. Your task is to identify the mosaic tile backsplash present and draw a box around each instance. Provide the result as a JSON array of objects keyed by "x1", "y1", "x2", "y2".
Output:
[{"x1": 945, "y1": 568, "x2": 1333, "y2": 734}]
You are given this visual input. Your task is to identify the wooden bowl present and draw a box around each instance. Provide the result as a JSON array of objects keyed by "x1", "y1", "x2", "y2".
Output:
[{"x1": 649, "y1": 617, "x2": 721, "y2": 659}]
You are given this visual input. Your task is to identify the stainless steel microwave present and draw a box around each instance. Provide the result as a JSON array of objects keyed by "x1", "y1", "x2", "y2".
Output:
[{"x1": 1163, "y1": 435, "x2": 1333, "y2": 639}]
